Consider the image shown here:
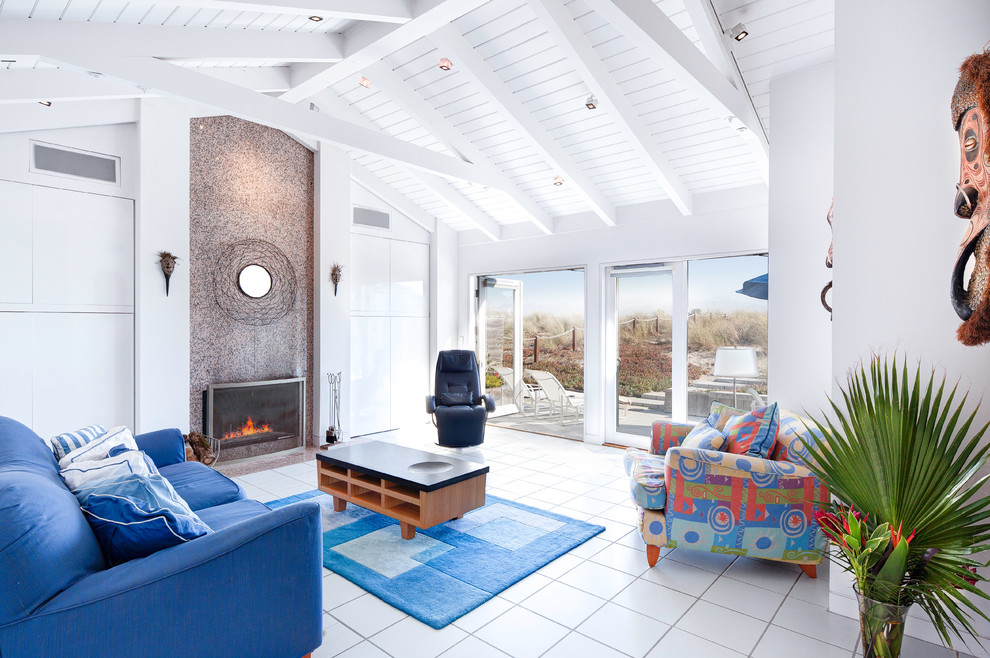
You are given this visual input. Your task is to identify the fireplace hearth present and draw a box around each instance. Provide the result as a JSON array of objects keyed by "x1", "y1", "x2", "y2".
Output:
[{"x1": 206, "y1": 377, "x2": 305, "y2": 461}]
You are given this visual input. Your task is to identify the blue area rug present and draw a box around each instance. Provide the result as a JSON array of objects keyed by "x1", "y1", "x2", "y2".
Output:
[{"x1": 267, "y1": 490, "x2": 604, "y2": 628}]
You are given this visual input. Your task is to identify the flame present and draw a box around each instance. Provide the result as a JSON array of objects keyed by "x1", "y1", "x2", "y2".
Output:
[{"x1": 222, "y1": 416, "x2": 272, "y2": 440}]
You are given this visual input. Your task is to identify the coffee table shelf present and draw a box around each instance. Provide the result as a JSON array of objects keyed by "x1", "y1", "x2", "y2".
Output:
[{"x1": 317, "y1": 442, "x2": 488, "y2": 540}]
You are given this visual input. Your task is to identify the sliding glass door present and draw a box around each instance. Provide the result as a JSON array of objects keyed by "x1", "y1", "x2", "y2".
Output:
[
  {"x1": 605, "y1": 265, "x2": 683, "y2": 448},
  {"x1": 476, "y1": 277, "x2": 523, "y2": 416}
]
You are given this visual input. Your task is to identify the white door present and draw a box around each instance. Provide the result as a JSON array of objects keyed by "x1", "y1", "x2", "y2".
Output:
[{"x1": 477, "y1": 277, "x2": 523, "y2": 416}]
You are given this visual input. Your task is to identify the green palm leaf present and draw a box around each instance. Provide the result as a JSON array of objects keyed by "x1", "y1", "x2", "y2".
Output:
[{"x1": 805, "y1": 355, "x2": 990, "y2": 648}]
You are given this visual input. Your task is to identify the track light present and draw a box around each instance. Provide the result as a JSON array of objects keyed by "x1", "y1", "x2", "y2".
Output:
[
  {"x1": 308, "y1": 15, "x2": 323, "y2": 21},
  {"x1": 359, "y1": 76, "x2": 371, "y2": 89},
  {"x1": 553, "y1": 176, "x2": 564, "y2": 186},
  {"x1": 585, "y1": 94, "x2": 598, "y2": 110},
  {"x1": 439, "y1": 57, "x2": 453, "y2": 71},
  {"x1": 728, "y1": 23, "x2": 748, "y2": 41},
  {"x1": 38, "y1": 101, "x2": 52, "y2": 107}
]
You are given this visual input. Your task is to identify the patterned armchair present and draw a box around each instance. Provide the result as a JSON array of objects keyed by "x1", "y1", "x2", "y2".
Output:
[{"x1": 625, "y1": 412, "x2": 829, "y2": 578}]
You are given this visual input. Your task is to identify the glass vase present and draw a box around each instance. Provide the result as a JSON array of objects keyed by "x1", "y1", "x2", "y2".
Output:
[{"x1": 855, "y1": 588, "x2": 912, "y2": 658}]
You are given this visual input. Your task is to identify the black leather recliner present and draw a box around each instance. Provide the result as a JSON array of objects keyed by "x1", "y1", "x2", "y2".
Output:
[{"x1": 426, "y1": 350, "x2": 495, "y2": 447}]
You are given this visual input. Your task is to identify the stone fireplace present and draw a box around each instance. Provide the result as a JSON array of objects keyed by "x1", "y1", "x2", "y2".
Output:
[{"x1": 206, "y1": 377, "x2": 305, "y2": 461}]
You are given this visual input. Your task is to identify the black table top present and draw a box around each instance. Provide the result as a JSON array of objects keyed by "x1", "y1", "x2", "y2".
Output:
[{"x1": 316, "y1": 441, "x2": 489, "y2": 492}]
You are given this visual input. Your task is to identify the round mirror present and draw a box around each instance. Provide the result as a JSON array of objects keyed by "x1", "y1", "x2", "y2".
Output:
[{"x1": 238, "y1": 264, "x2": 272, "y2": 298}]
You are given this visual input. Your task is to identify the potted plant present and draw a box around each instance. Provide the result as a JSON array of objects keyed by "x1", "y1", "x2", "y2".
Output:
[{"x1": 806, "y1": 355, "x2": 990, "y2": 657}]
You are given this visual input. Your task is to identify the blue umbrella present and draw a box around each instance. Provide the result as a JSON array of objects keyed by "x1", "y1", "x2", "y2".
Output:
[{"x1": 736, "y1": 273, "x2": 768, "y2": 300}]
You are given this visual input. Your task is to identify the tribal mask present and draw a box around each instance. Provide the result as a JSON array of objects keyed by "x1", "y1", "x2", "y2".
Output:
[{"x1": 950, "y1": 52, "x2": 990, "y2": 345}]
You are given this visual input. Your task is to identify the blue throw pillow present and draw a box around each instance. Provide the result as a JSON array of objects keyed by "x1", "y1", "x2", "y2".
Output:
[
  {"x1": 681, "y1": 421, "x2": 728, "y2": 452},
  {"x1": 80, "y1": 474, "x2": 211, "y2": 565},
  {"x1": 50, "y1": 425, "x2": 106, "y2": 461}
]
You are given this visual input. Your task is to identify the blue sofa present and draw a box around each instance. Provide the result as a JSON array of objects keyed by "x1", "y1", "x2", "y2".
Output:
[{"x1": 0, "y1": 416, "x2": 323, "y2": 658}]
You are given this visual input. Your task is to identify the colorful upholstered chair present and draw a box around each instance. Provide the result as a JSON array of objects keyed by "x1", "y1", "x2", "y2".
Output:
[{"x1": 625, "y1": 407, "x2": 829, "y2": 578}]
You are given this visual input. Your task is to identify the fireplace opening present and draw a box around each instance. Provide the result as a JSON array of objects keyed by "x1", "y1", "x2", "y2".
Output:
[{"x1": 206, "y1": 377, "x2": 305, "y2": 457}]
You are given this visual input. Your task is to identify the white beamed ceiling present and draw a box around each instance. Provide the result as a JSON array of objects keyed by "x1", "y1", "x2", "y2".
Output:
[{"x1": 0, "y1": 0, "x2": 833, "y2": 238}]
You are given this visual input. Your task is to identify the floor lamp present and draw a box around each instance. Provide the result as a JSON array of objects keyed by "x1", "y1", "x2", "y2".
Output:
[{"x1": 713, "y1": 346, "x2": 759, "y2": 408}]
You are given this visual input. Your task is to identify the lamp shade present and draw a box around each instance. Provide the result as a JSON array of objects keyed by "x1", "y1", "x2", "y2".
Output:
[{"x1": 713, "y1": 346, "x2": 759, "y2": 378}]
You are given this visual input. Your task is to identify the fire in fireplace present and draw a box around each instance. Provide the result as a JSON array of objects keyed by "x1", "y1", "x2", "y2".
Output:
[{"x1": 206, "y1": 377, "x2": 305, "y2": 457}]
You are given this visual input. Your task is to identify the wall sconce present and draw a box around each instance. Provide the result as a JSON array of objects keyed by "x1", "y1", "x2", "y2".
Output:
[
  {"x1": 728, "y1": 23, "x2": 749, "y2": 41},
  {"x1": 158, "y1": 251, "x2": 179, "y2": 296},
  {"x1": 439, "y1": 57, "x2": 453, "y2": 71},
  {"x1": 585, "y1": 94, "x2": 598, "y2": 110},
  {"x1": 359, "y1": 76, "x2": 372, "y2": 88},
  {"x1": 330, "y1": 263, "x2": 343, "y2": 296},
  {"x1": 553, "y1": 176, "x2": 564, "y2": 186},
  {"x1": 308, "y1": 15, "x2": 323, "y2": 21}
]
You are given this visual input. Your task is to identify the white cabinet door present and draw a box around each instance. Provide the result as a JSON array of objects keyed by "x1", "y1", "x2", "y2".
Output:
[
  {"x1": 0, "y1": 313, "x2": 34, "y2": 427},
  {"x1": 390, "y1": 241, "x2": 429, "y2": 316},
  {"x1": 0, "y1": 182, "x2": 33, "y2": 304},
  {"x1": 33, "y1": 188, "x2": 134, "y2": 307},
  {"x1": 350, "y1": 316, "x2": 391, "y2": 436},
  {"x1": 350, "y1": 234, "x2": 390, "y2": 313},
  {"x1": 32, "y1": 312, "x2": 134, "y2": 438},
  {"x1": 390, "y1": 317, "x2": 430, "y2": 428}
]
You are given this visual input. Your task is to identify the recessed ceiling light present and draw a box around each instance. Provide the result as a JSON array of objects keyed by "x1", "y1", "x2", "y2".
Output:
[
  {"x1": 439, "y1": 57, "x2": 453, "y2": 71},
  {"x1": 728, "y1": 23, "x2": 749, "y2": 41},
  {"x1": 553, "y1": 176, "x2": 564, "y2": 186},
  {"x1": 308, "y1": 15, "x2": 323, "y2": 21},
  {"x1": 359, "y1": 76, "x2": 372, "y2": 89},
  {"x1": 585, "y1": 94, "x2": 598, "y2": 110},
  {"x1": 38, "y1": 101, "x2": 52, "y2": 107}
]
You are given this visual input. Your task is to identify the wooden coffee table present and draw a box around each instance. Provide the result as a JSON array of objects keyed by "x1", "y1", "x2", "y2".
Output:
[{"x1": 316, "y1": 441, "x2": 489, "y2": 539}]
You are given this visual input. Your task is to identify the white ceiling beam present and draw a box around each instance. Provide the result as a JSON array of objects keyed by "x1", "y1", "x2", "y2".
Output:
[
  {"x1": 0, "y1": 69, "x2": 146, "y2": 103},
  {"x1": 529, "y1": 0, "x2": 692, "y2": 215},
  {"x1": 127, "y1": 0, "x2": 414, "y2": 23},
  {"x1": 199, "y1": 66, "x2": 292, "y2": 93},
  {"x1": 433, "y1": 25, "x2": 616, "y2": 226},
  {"x1": 597, "y1": 0, "x2": 768, "y2": 180},
  {"x1": 40, "y1": 53, "x2": 497, "y2": 186},
  {"x1": 315, "y1": 92, "x2": 499, "y2": 240},
  {"x1": 0, "y1": 68, "x2": 291, "y2": 103},
  {"x1": 351, "y1": 162, "x2": 436, "y2": 233},
  {"x1": 681, "y1": 0, "x2": 743, "y2": 89},
  {"x1": 0, "y1": 99, "x2": 138, "y2": 134},
  {"x1": 364, "y1": 62, "x2": 555, "y2": 234},
  {"x1": 278, "y1": 0, "x2": 489, "y2": 104},
  {"x1": 0, "y1": 19, "x2": 343, "y2": 61}
]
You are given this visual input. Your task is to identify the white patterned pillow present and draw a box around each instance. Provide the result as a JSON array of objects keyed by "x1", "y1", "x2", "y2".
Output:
[
  {"x1": 50, "y1": 425, "x2": 107, "y2": 461},
  {"x1": 60, "y1": 451, "x2": 157, "y2": 492},
  {"x1": 58, "y1": 426, "x2": 138, "y2": 469}
]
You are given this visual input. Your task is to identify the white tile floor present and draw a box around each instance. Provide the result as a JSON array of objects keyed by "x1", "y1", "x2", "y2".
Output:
[{"x1": 229, "y1": 425, "x2": 974, "y2": 658}]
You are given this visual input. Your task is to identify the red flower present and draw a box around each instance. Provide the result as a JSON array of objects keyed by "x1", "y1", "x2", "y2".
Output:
[{"x1": 814, "y1": 509, "x2": 845, "y2": 543}]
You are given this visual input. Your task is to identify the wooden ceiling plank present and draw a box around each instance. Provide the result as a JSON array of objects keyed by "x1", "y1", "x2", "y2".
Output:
[
  {"x1": 530, "y1": 0, "x2": 692, "y2": 215},
  {"x1": 433, "y1": 23, "x2": 616, "y2": 226},
  {"x1": 365, "y1": 60, "x2": 554, "y2": 234},
  {"x1": 598, "y1": 0, "x2": 768, "y2": 182}
]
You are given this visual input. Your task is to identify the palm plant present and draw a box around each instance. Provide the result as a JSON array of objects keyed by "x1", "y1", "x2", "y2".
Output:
[{"x1": 806, "y1": 355, "x2": 990, "y2": 650}]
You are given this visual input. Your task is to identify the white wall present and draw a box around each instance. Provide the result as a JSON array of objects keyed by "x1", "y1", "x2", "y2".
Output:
[
  {"x1": 314, "y1": 144, "x2": 351, "y2": 444},
  {"x1": 458, "y1": 186, "x2": 769, "y2": 443},
  {"x1": 832, "y1": 1, "x2": 990, "y2": 643},
  {"x1": 767, "y1": 63, "x2": 834, "y2": 414},
  {"x1": 136, "y1": 98, "x2": 191, "y2": 433}
]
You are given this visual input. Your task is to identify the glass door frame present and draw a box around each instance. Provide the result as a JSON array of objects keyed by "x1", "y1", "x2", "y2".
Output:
[
  {"x1": 603, "y1": 262, "x2": 688, "y2": 448},
  {"x1": 476, "y1": 276, "x2": 523, "y2": 414}
]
